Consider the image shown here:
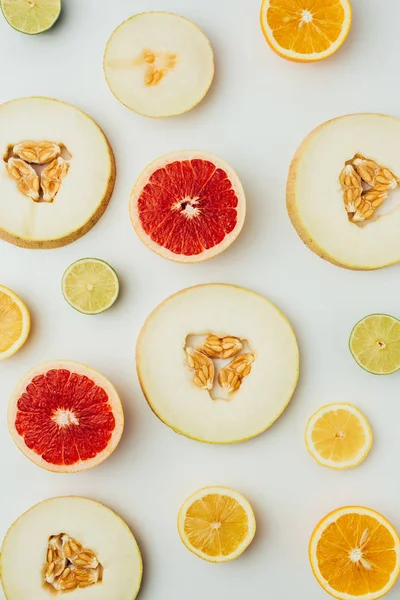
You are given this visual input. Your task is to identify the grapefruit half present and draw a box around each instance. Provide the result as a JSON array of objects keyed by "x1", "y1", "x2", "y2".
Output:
[
  {"x1": 8, "y1": 361, "x2": 124, "y2": 472},
  {"x1": 130, "y1": 151, "x2": 246, "y2": 263}
]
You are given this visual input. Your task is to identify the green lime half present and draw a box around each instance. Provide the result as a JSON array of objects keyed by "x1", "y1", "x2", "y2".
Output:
[
  {"x1": 1, "y1": 0, "x2": 61, "y2": 35},
  {"x1": 349, "y1": 314, "x2": 400, "y2": 375},
  {"x1": 62, "y1": 258, "x2": 119, "y2": 315}
]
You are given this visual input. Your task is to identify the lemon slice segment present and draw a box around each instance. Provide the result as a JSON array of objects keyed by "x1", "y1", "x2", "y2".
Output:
[
  {"x1": 0, "y1": 285, "x2": 30, "y2": 360},
  {"x1": 62, "y1": 258, "x2": 119, "y2": 315},
  {"x1": 349, "y1": 314, "x2": 400, "y2": 375},
  {"x1": 1, "y1": 0, "x2": 61, "y2": 35},
  {"x1": 305, "y1": 403, "x2": 372, "y2": 470},
  {"x1": 178, "y1": 486, "x2": 256, "y2": 563}
]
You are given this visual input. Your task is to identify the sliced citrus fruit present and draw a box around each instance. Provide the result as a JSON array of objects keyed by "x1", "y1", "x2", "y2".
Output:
[
  {"x1": 178, "y1": 487, "x2": 256, "y2": 562},
  {"x1": 349, "y1": 314, "x2": 400, "y2": 375},
  {"x1": 130, "y1": 151, "x2": 246, "y2": 263},
  {"x1": 62, "y1": 258, "x2": 119, "y2": 315},
  {"x1": 1, "y1": 0, "x2": 61, "y2": 35},
  {"x1": 1, "y1": 496, "x2": 143, "y2": 600},
  {"x1": 310, "y1": 506, "x2": 400, "y2": 600},
  {"x1": 305, "y1": 403, "x2": 372, "y2": 469},
  {"x1": 104, "y1": 12, "x2": 214, "y2": 118},
  {"x1": 0, "y1": 285, "x2": 30, "y2": 360},
  {"x1": 260, "y1": 0, "x2": 352, "y2": 63},
  {"x1": 8, "y1": 361, "x2": 124, "y2": 472}
]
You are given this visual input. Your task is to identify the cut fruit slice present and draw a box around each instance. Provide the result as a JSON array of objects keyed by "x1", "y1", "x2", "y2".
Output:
[
  {"x1": 62, "y1": 258, "x2": 119, "y2": 315},
  {"x1": 309, "y1": 506, "x2": 400, "y2": 600},
  {"x1": 349, "y1": 314, "x2": 400, "y2": 375},
  {"x1": 104, "y1": 12, "x2": 214, "y2": 118},
  {"x1": 305, "y1": 403, "x2": 373, "y2": 469},
  {"x1": 1, "y1": 0, "x2": 61, "y2": 35},
  {"x1": 136, "y1": 284, "x2": 299, "y2": 443},
  {"x1": 0, "y1": 97, "x2": 115, "y2": 249},
  {"x1": 1, "y1": 496, "x2": 142, "y2": 600},
  {"x1": 260, "y1": 0, "x2": 351, "y2": 63},
  {"x1": 287, "y1": 113, "x2": 400, "y2": 270},
  {"x1": 178, "y1": 486, "x2": 256, "y2": 562},
  {"x1": 130, "y1": 151, "x2": 246, "y2": 263},
  {"x1": 8, "y1": 361, "x2": 124, "y2": 472},
  {"x1": 0, "y1": 285, "x2": 30, "y2": 360}
]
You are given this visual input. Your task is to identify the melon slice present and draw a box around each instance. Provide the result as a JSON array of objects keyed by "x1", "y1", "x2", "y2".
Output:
[
  {"x1": 0, "y1": 496, "x2": 143, "y2": 600},
  {"x1": 130, "y1": 151, "x2": 246, "y2": 263},
  {"x1": 8, "y1": 361, "x2": 123, "y2": 472},
  {"x1": 136, "y1": 284, "x2": 299, "y2": 443},
  {"x1": 0, "y1": 97, "x2": 115, "y2": 249},
  {"x1": 104, "y1": 12, "x2": 214, "y2": 118},
  {"x1": 287, "y1": 113, "x2": 400, "y2": 270}
]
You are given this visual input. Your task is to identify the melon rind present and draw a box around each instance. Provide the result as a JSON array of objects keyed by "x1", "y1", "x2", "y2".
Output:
[
  {"x1": 130, "y1": 151, "x2": 246, "y2": 263},
  {"x1": 136, "y1": 284, "x2": 299, "y2": 443},
  {"x1": 0, "y1": 496, "x2": 143, "y2": 600},
  {"x1": 0, "y1": 97, "x2": 115, "y2": 249},
  {"x1": 7, "y1": 360, "x2": 124, "y2": 473}
]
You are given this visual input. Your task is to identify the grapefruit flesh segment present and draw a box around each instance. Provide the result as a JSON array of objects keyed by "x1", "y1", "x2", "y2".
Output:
[
  {"x1": 130, "y1": 152, "x2": 246, "y2": 262},
  {"x1": 8, "y1": 361, "x2": 123, "y2": 472}
]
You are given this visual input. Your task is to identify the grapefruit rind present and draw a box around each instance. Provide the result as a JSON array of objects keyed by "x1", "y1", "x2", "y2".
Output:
[
  {"x1": 130, "y1": 151, "x2": 246, "y2": 263},
  {"x1": 177, "y1": 486, "x2": 256, "y2": 563},
  {"x1": 0, "y1": 496, "x2": 143, "y2": 600},
  {"x1": 0, "y1": 285, "x2": 31, "y2": 360},
  {"x1": 136, "y1": 284, "x2": 299, "y2": 443},
  {"x1": 7, "y1": 360, "x2": 124, "y2": 473}
]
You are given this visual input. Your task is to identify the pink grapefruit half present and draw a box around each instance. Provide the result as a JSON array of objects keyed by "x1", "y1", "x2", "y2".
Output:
[
  {"x1": 129, "y1": 151, "x2": 246, "y2": 263},
  {"x1": 8, "y1": 361, "x2": 124, "y2": 473}
]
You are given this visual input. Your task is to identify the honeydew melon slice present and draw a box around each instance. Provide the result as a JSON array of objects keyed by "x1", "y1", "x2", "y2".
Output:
[
  {"x1": 287, "y1": 113, "x2": 400, "y2": 270},
  {"x1": 104, "y1": 12, "x2": 214, "y2": 118},
  {"x1": 0, "y1": 97, "x2": 115, "y2": 249},
  {"x1": 0, "y1": 496, "x2": 142, "y2": 600},
  {"x1": 136, "y1": 284, "x2": 299, "y2": 443}
]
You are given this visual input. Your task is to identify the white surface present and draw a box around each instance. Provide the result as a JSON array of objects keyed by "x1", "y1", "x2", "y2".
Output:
[{"x1": 0, "y1": 1, "x2": 400, "y2": 599}]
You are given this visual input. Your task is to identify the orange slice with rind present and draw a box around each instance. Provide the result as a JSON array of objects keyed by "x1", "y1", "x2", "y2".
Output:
[
  {"x1": 310, "y1": 506, "x2": 400, "y2": 600},
  {"x1": 260, "y1": 0, "x2": 352, "y2": 63},
  {"x1": 0, "y1": 285, "x2": 30, "y2": 360},
  {"x1": 178, "y1": 486, "x2": 256, "y2": 562}
]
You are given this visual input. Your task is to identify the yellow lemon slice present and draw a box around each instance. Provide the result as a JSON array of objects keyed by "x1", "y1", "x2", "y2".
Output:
[
  {"x1": 178, "y1": 486, "x2": 256, "y2": 563},
  {"x1": 305, "y1": 403, "x2": 373, "y2": 470},
  {"x1": 349, "y1": 314, "x2": 400, "y2": 375},
  {"x1": 310, "y1": 506, "x2": 400, "y2": 600},
  {"x1": 260, "y1": 0, "x2": 352, "y2": 63},
  {"x1": 0, "y1": 285, "x2": 30, "y2": 360}
]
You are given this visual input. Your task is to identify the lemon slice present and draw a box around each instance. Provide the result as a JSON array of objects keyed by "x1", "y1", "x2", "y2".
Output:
[
  {"x1": 349, "y1": 314, "x2": 400, "y2": 375},
  {"x1": 62, "y1": 258, "x2": 119, "y2": 315},
  {"x1": 178, "y1": 486, "x2": 256, "y2": 563},
  {"x1": 305, "y1": 403, "x2": 372, "y2": 470},
  {"x1": 310, "y1": 506, "x2": 400, "y2": 600},
  {"x1": 0, "y1": 285, "x2": 30, "y2": 360},
  {"x1": 1, "y1": 0, "x2": 61, "y2": 35}
]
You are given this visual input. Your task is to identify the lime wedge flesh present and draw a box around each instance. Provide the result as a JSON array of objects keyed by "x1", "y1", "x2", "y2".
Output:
[
  {"x1": 62, "y1": 258, "x2": 119, "y2": 315},
  {"x1": 1, "y1": 0, "x2": 61, "y2": 34},
  {"x1": 349, "y1": 314, "x2": 400, "y2": 375}
]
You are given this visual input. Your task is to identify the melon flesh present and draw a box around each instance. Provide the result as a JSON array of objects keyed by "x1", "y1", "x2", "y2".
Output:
[
  {"x1": 136, "y1": 284, "x2": 299, "y2": 443},
  {"x1": 0, "y1": 97, "x2": 115, "y2": 248},
  {"x1": 287, "y1": 113, "x2": 400, "y2": 269},
  {"x1": 104, "y1": 12, "x2": 214, "y2": 118},
  {"x1": 0, "y1": 496, "x2": 142, "y2": 600}
]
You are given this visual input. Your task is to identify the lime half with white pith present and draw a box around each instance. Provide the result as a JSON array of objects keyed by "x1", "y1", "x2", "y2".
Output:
[
  {"x1": 62, "y1": 258, "x2": 119, "y2": 315},
  {"x1": 1, "y1": 0, "x2": 61, "y2": 34},
  {"x1": 349, "y1": 314, "x2": 400, "y2": 375}
]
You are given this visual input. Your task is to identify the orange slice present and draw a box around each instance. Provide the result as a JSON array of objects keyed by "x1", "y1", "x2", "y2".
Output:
[
  {"x1": 310, "y1": 507, "x2": 400, "y2": 600},
  {"x1": 260, "y1": 0, "x2": 352, "y2": 63},
  {"x1": 0, "y1": 285, "x2": 30, "y2": 360},
  {"x1": 305, "y1": 403, "x2": 373, "y2": 470},
  {"x1": 177, "y1": 486, "x2": 256, "y2": 562}
]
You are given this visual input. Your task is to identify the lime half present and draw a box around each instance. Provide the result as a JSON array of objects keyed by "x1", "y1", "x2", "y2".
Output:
[
  {"x1": 62, "y1": 258, "x2": 119, "y2": 315},
  {"x1": 349, "y1": 314, "x2": 400, "y2": 375},
  {"x1": 1, "y1": 0, "x2": 61, "y2": 35}
]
